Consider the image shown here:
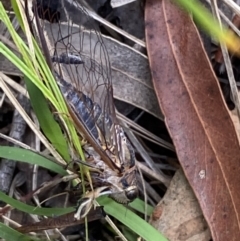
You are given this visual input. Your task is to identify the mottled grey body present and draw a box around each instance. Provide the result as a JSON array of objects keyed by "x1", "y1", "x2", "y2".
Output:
[
  {"x1": 54, "y1": 71, "x2": 113, "y2": 141},
  {"x1": 54, "y1": 71, "x2": 138, "y2": 206}
]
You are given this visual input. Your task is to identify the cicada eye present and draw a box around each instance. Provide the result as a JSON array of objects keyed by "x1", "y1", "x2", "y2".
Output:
[{"x1": 125, "y1": 186, "x2": 138, "y2": 202}]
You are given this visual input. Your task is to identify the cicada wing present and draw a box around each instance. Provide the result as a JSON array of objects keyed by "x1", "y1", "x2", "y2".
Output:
[{"x1": 29, "y1": 0, "x2": 124, "y2": 170}]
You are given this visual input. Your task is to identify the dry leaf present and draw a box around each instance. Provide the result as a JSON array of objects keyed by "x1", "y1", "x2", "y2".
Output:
[
  {"x1": 150, "y1": 169, "x2": 211, "y2": 241},
  {"x1": 145, "y1": 0, "x2": 240, "y2": 240}
]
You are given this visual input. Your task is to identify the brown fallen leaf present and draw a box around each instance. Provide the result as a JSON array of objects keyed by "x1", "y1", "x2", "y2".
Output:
[
  {"x1": 145, "y1": 0, "x2": 240, "y2": 240},
  {"x1": 150, "y1": 169, "x2": 211, "y2": 241}
]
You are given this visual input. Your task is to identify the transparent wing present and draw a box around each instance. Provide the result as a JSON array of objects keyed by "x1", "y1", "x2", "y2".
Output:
[
  {"x1": 46, "y1": 0, "x2": 112, "y2": 108},
  {"x1": 32, "y1": 0, "x2": 125, "y2": 171}
]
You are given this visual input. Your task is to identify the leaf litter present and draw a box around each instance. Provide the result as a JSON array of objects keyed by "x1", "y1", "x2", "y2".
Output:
[
  {"x1": 2, "y1": 0, "x2": 240, "y2": 240},
  {"x1": 146, "y1": 0, "x2": 240, "y2": 240}
]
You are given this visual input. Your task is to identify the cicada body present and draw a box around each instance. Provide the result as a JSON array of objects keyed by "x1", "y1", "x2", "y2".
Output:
[{"x1": 28, "y1": 0, "x2": 138, "y2": 219}]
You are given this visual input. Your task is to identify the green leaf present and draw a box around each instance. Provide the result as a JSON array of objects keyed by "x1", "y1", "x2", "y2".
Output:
[
  {"x1": 174, "y1": 0, "x2": 240, "y2": 54},
  {"x1": 0, "y1": 42, "x2": 54, "y2": 103},
  {"x1": 0, "y1": 1, "x2": 85, "y2": 168},
  {"x1": 129, "y1": 198, "x2": 153, "y2": 216},
  {"x1": 0, "y1": 146, "x2": 67, "y2": 175},
  {"x1": 24, "y1": 76, "x2": 70, "y2": 162},
  {"x1": 98, "y1": 196, "x2": 168, "y2": 241},
  {"x1": 0, "y1": 0, "x2": 86, "y2": 209},
  {"x1": 0, "y1": 223, "x2": 41, "y2": 241},
  {"x1": 0, "y1": 191, "x2": 74, "y2": 216},
  {"x1": 121, "y1": 225, "x2": 138, "y2": 241}
]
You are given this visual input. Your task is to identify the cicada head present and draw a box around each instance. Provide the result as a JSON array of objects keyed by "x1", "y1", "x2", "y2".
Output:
[{"x1": 109, "y1": 164, "x2": 138, "y2": 204}]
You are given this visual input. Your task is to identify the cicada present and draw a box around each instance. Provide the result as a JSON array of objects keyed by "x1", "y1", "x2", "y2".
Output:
[{"x1": 27, "y1": 0, "x2": 138, "y2": 219}]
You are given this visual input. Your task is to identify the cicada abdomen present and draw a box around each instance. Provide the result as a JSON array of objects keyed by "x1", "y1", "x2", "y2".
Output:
[{"x1": 30, "y1": 0, "x2": 138, "y2": 219}]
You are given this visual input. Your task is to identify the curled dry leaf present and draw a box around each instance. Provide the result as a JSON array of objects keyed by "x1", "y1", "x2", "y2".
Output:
[
  {"x1": 145, "y1": 0, "x2": 240, "y2": 240},
  {"x1": 150, "y1": 169, "x2": 211, "y2": 241}
]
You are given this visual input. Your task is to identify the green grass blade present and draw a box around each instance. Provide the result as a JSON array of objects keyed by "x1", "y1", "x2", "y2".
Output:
[
  {"x1": 175, "y1": 0, "x2": 240, "y2": 54},
  {"x1": 121, "y1": 225, "x2": 138, "y2": 241},
  {"x1": 24, "y1": 75, "x2": 70, "y2": 162},
  {"x1": 0, "y1": 223, "x2": 42, "y2": 241},
  {"x1": 0, "y1": 3, "x2": 36, "y2": 74},
  {"x1": 0, "y1": 146, "x2": 67, "y2": 175},
  {"x1": 98, "y1": 196, "x2": 168, "y2": 241},
  {"x1": 0, "y1": 1, "x2": 87, "y2": 204},
  {"x1": 0, "y1": 191, "x2": 74, "y2": 216},
  {"x1": 129, "y1": 198, "x2": 153, "y2": 216},
  {"x1": 0, "y1": 42, "x2": 55, "y2": 104},
  {"x1": 0, "y1": 2, "x2": 85, "y2": 164}
]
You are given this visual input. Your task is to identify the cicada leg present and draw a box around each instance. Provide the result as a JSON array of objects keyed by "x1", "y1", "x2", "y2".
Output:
[{"x1": 74, "y1": 186, "x2": 112, "y2": 220}]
